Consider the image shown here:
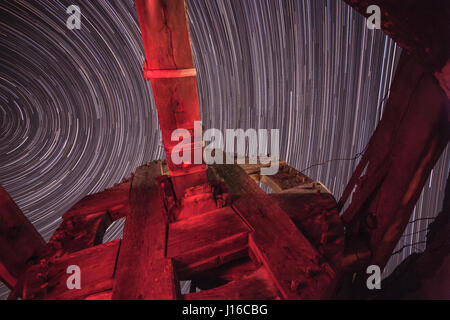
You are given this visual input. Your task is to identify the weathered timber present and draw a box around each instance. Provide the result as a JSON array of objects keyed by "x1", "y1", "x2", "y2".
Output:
[
  {"x1": 371, "y1": 173, "x2": 450, "y2": 299},
  {"x1": 135, "y1": 0, "x2": 194, "y2": 70},
  {"x1": 211, "y1": 163, "x2": 336, "y2": 299},
  {"x1": 40, "y1": 182, "x2": 130, "y2": 259},
  {"x1": 340, "y1": 52, "x2": 450, "y2": 271},
  {"x1": 42, "y1": 211, "x2": 111, "y2": 259},
  {"x1": 135, "y1": 0, "x2": 208, "y2": 199},
  {"x1": 184, "y1": 267, "x2": 280, "y2": 300},
  {"x1": 21, "y1": 239, "x2": 120, "y2": 300},
  {"x1": 167, "y1": 206, "x2": 250, "y2": 279},
  {"x1": 260, "y1": 164, "x2": 313, "y2": 193},
  {"x1": 112, "y1": 162, "x2": 179, "y2": 300},
  {"x1": 190, "y1": 257, "x2": 260, "y2": 289},
  {"x1": 63, "y1": 181, "x2": 130, "y2": 219},
  {"x1": 0, "y1": 185, "x2": 45, "y2": 288},
  {"x1": 270, "y1": 192, "x2": 344, "y2": 269},
  {"x1": 232, "y1": 153, "x2": 313, "y2": 191}
]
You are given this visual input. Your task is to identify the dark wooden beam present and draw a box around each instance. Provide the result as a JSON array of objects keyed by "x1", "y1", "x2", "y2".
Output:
[
  {"x1": 270, "y1": 192, "x2": 344, "y2": 269},
  {"x1": 343, "y1": 0, "x2": 450, "y2": 72},
  {"x1": 339, "y1": 52, "x2": 450, "y2": 272},
  {"x1": 0, "y1": 185, "x2": 45, "y2": 288},
  {"x1": 372, "y1": 173, "x2": 450, "y2": 299},
  {"x1": 184, "y1": 267, "x2": 280, "y2": 300}
]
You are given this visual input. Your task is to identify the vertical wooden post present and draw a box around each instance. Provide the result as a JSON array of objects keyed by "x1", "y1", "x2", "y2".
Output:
[
  {"x1": 112, "y1": 162, "x2": 179, "y2": 299},
  {"x1": 134, "y1": 0, "x2": 208, "y2": 200}
]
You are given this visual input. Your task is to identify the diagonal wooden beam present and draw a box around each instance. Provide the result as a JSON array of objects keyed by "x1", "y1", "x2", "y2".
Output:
[
  {"x1": 339, "y1": 52, "x2": 450, "y2": 272},
  {"x1": 211, "y1": 163, "x2": 337, "y2": 299},
  {"x1": 371, "y1": 172, "x2": 450, "y2": 299}
]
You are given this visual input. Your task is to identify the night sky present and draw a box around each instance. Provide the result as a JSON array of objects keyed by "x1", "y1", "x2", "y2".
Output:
[{"x1": 0, "y1": 0, "x2": 448, "y2": 299}]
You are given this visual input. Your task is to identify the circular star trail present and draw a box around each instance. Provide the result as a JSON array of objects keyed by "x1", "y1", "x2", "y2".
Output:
[{"x1": 0, "y1": 0, "x2": 448, "y2": 299}]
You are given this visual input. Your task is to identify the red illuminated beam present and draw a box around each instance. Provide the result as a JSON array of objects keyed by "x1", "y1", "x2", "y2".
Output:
[{"x1": 134, "y1": 0, "x2": 208, "y2": 200}]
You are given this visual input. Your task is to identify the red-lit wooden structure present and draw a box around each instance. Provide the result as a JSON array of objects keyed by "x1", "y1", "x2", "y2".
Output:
[{"x1": 0, "y1": 0, "x2": 448, "y2": 300}]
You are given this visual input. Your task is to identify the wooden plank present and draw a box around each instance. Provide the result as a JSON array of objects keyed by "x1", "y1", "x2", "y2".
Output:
[
  {"x1": 260, "y1": 163, "x2": 313, "y2": 193},
  {"x1": 167, "y1": 206, "x2": 250, "y2": 258},
  {"x1": 85, "y1": 291, "x2": 113, "y2": 300},
  {"x1": 112, "y1": 162, "x2": 178, "y2": 300},
  {"x1": 168, "y1": 206, "x2": 250, "y2": 278},
  {"x1": 0, "y1": 185, "x2": 45, "y2": 288},
  {"x1": 191, "y1": 257, "x2": 260, "y2": 285},
  {"x1": 174, "y1": 235, "x2": 249, "y2": 280},
  {"x1": 212, "y1": 164, "x2": 336, "y2": 299},
  {"x1": 22, "y1": 239, "x2": 120, "y2": 300},
  {"x1": 184, "y1": 267, "x2": 280, "y2": 300},
  {"x1": 63, "y1": 182, "x2": 130, "y2": 219}
]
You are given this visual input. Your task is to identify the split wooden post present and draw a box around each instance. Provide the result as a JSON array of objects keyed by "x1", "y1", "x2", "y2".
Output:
[{"x1": 112, "y1": 162, "x2": 179, "y2": 299}]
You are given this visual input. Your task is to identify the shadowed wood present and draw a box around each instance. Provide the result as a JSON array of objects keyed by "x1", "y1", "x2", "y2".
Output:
[
  {"x1": 270, "y1": 192, "x2": 344, "y2": 269},
  {"x1": 0, "y1": 185, "x2": 45, "y2": 288},
  {"x1": 343, "y1": 0, "x2": 450, "y2": 72},
  {"x1": 184, "y1": 267, "x2": 280, "y2": 300},
  {"x1": 112, "y1": 162, "x2": 178, "y2": 300},
  {"x1": 340, "y1": 53, "x2": 450, "y2": 270}
]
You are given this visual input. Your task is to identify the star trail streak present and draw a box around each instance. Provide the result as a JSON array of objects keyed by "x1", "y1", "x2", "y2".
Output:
[{"x1": 0, "y1": 0, "x2": 448, "y2": 299}]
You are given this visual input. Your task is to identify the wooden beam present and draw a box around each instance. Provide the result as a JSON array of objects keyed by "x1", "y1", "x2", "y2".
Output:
[
  {"x1": 42, "y1": 211, "x2": 111, "y2": 259},
  {"x1": 112, "y1": 162, "x2": 179, "y2": 300},
  {"x1": 0, "y1": 185, "x2": 45, "y2": 288},
  {"x1": 270, "y1": 192, "x2": 344, "y2": 269},
  {"x1": 184, "y1": 267, "x2": 280, "y2": 300},
  {"x1": 211, "y1": 163, "x2": 337, "y2": 299},
  {"x1": 134, "y1": 0, "x2": 208, "y2": 199},
  {"x1": 21, "y1": 239, "x2": 120, "y2": 300},
  {"x1": 40, "y1": 182, "x2": 130, "y2": 259},
  {"x1": 167, "y1": 207, "x2": 250, "y2": 279},
  {"x1": 340, "y1": 52, "x2": 450, "y2": 271},
  {"x1": 347, "y1": 173, "x2": 450, "y2": 299},
  {"x1": 63, "y1": 181, "x2": 130, "y2": 220}
]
